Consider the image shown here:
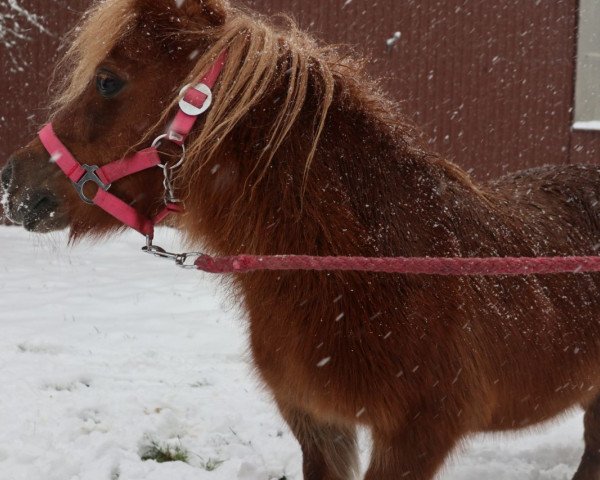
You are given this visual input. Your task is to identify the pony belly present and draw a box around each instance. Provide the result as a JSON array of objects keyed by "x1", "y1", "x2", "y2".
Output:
[
  {"x1": 247, "y1": 322, "x2": 459, "y2": 431},
  {"x1": 249, "y1": 337, "x2": 378, "y2": 424},
  {"x1": 482, "y1": 358, "x2": 600, "y2": 433},
  {"x1": 484, "y1": 392, "x2": 592, "y2": 433}
]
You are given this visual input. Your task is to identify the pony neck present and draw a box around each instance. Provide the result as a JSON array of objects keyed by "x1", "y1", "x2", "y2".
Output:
[{"x1": 181, "y1": 59, "x2": 477, "y2": 259}]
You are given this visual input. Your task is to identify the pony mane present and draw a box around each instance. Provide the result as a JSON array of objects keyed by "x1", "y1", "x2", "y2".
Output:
[
  {"x1": 170, "y1": 8, "x2": 430, "y2": 194},
  {"x1": 171, "y1": 9, "x2": 347, "y2": 191}
]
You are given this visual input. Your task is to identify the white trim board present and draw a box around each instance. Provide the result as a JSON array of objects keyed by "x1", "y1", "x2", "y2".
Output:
[{"x1": 573, "y1": 121, "x2": 600, "y2": 131}]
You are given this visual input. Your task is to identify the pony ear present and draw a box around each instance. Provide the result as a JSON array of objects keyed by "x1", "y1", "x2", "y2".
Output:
[
  {"x1": 136, "y1": 0, "x2": 226, "y2": 28},
  {"x1": 133, "y1": 0, "x2": 227, "y2": 56},
  {"x1": 176, "y1": 0, "x2": 227, "y2": 26}
]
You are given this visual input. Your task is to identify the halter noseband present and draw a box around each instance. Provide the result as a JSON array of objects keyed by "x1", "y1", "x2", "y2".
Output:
[{"x1": 38, "y1": 50, "x2": 228, "y2": 241}]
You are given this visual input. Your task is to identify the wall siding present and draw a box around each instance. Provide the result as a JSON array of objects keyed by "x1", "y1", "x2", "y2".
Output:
[
  {"x1": 1, "y1": 0, "x2": 598, "y2": 180},
  {"x1": 0, "y1": 0, "x2": 90, "y2": 157}
]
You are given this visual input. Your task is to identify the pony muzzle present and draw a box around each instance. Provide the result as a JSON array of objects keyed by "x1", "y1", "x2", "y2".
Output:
[{"x1": 1, "y1": 153, "x2": 70, "y2": 232}]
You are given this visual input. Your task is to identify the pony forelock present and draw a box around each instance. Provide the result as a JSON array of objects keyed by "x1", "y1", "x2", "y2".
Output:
[{"x1": 51, "y1": 0, "x2": 137, "y2": 112}]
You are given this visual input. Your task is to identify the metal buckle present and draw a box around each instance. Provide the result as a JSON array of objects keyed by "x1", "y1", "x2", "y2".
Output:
[
  {"x1": 141, "y1": 236, "x2": 202, "y2": 269},
  {"x1": 72, "y1": 165, "x2": 111, "y2": 204},
  {"x1": 178, "y1": 83, "x2": 213, "y2": 116}
]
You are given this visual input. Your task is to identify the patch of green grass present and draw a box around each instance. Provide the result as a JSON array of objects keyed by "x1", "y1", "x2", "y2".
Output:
[
  {"x1": 201, "y1": 457, "x2": 225, "y2": 471},
  {"x1": 189, "y1": 379, "x2": 212, "y2": 388},
  {"x1": 140, "y1": 441, "x2": 189, "y2": 464}
]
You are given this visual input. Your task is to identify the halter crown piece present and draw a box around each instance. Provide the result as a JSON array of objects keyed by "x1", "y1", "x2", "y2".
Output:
[{"x1": 38, "y1": 51, "x2": 228, "y2": 249}]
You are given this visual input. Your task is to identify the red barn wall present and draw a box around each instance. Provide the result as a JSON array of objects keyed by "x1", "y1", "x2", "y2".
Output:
[{"x1": 1, "y1": 0, "x2": 598, "y2": 182}]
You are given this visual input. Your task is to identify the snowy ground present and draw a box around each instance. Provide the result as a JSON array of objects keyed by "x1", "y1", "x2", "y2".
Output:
[{"x1": 0, "y1": 226, "x2": 589, "y2": 479}]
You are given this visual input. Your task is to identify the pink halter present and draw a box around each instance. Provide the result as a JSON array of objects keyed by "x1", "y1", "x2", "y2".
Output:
[{"x1": 38, "y1": 50, "x2": 228, "y2": 239}]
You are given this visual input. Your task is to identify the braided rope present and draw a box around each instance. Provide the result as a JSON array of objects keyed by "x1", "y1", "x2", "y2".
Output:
[{"x1": 194, "y1": 254, "x2": 600, "y2": 276}]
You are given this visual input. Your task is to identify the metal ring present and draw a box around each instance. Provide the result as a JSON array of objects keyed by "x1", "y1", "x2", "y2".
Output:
[
  {"x1": 178, "y1": 83, "x2": 213, "y2": 116},
  {"x1": 151, "y1": 134, "x2": 186, "y2": 170}
]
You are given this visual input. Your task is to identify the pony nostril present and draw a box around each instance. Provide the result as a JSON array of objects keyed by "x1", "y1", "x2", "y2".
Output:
[
  {"x1": 21, "y1": 191, "x2": 59, "y2": 231},
  {"x1": 1, "y1": 160, "x2": 14, "y2": 189},
  {"x1": 29, "y1": 192, "x2": 58, "y2": 216},
  {"x1": 32, "y1": 195, "x2": 53, "y2": 212}
]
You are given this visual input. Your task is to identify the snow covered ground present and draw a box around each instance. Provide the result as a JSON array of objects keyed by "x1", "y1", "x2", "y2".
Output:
[{"x1": 0, "y1": 226, "x2": 589, "y2": 479}]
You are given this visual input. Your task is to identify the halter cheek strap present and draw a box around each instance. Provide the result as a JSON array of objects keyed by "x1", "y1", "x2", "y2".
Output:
[
  {"x1": 168, "y1": 50, "x2": 228, "y2": 145},
  {"x1": 37, "y1": 50, "x2": 227, "y2": 239}
]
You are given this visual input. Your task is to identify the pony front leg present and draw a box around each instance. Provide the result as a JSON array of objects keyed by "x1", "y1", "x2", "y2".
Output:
[
  {"x1": 365, "y1": 422, "x2": 460, "y2": 480},
  {"x1": 573, "y1": 394, "x2": 600, "y2": 480},
  {"x1": 276, "y1": 400, "x2": 359, "y2": 480}
]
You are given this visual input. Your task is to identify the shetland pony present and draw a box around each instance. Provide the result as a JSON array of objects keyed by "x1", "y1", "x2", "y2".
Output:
[{"x1": 3, "y1": 1, "x2": 600, "y2": 478}]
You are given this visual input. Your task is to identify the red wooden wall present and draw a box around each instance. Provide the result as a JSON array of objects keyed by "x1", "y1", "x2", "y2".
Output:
[{"x1": 1, "y1": 0, "x2": 598, "y2": 181}]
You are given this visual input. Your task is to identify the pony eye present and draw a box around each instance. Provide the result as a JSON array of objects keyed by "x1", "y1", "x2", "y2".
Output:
[{"x1": 95, "y1": 71, "x2": 125, "y2": 98}]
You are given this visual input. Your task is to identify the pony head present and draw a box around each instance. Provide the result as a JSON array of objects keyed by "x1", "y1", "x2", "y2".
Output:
[{"x1": 2, "y1": 0, "x2": 341, "y2": 243}]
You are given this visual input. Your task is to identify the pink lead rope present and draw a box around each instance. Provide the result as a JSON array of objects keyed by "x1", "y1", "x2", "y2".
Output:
[{"x1": 192, "y1": 253, "x2": 600, "y2": 276}]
